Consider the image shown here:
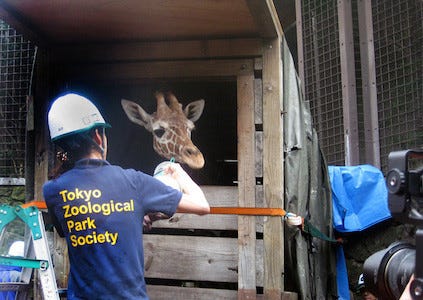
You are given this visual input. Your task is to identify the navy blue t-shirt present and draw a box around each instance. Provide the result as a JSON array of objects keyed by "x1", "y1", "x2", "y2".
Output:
[{"x1": 43, "y1": 159, "x2": 182, "y2": 299}]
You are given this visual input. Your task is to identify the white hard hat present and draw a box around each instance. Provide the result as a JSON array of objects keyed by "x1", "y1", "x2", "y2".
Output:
[{"x1": 48, "y1": 93, "x2": 111, "y2": 141}]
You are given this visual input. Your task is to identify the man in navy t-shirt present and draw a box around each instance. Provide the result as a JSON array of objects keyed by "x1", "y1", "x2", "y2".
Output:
[{"x1": 43, "y1": 93, "x2": 209, "y2": 299}]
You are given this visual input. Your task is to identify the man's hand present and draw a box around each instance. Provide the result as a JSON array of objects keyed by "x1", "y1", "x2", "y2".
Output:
[{"x1": 143, "y1": 212, "x2": 170, "y2": 232}]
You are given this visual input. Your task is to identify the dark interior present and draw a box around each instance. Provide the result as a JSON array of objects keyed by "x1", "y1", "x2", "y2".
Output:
[{"x1": 55, "y1": 80, "x2": 238, "y2": 186}]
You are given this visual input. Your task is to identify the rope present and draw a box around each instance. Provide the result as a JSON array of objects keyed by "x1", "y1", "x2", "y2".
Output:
[{"x1": 302, "y1": 219, "x2": 342, "y2": 244}]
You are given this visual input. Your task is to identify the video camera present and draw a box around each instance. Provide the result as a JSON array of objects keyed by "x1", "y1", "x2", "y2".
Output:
[{"x1": 363, "y1": 149, "x2": 423, "y2": 299}]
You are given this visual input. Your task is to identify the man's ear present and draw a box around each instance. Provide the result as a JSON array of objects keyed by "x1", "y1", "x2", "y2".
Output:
[{"x1": 93, "y1": 128, "x2": 104, "y2": 146}]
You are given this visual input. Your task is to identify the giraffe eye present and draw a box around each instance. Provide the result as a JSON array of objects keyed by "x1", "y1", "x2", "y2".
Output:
[{"x1": 153, "y1": 128, "x2": 166, "y2": 138}]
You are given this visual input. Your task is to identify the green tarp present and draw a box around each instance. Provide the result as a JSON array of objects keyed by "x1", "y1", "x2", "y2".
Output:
[{"x1": 282, "y1": 38, "x2": 338, "y2": 299}]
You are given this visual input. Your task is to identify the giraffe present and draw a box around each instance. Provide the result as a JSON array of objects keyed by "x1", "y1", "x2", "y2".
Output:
[{"x1": 121, "y1": 91, "x2": 205, "y2": 169}]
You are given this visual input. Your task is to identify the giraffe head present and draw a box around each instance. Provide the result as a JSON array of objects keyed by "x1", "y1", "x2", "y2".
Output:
[{"x1": 121, "y1": 92, "x2": 205, "y2": 169}]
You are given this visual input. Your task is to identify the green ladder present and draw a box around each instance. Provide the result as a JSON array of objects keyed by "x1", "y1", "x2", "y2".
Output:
[{"x1": 0, "y1": 204, "x2": 59, "y2": 300}]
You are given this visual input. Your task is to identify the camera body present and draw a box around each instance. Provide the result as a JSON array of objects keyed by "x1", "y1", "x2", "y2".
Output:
[{"x1": 363, "y1": 149, "x2": 423, "y2": 299}]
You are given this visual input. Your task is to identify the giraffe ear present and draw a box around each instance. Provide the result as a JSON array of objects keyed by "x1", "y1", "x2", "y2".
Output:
[
  {"x1": 184, "y1": 99, "x2": 205, "y2": 122},
  {"x1": 121, "y1": 99, "x2": 153, "y2": 131}
]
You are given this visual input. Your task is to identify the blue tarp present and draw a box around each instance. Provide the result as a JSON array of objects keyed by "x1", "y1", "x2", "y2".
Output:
[
  {"x1": 336, "y1": 246, "x2": 350, "y2": 300},
  {"x1": 0, "y1": 265, "x2": 22, "y2": 300},
  {"x1": 328, "y1": 164, "x2": 391, "y2": 233},
  {"x1": 329, "y1": 164, "x2": 392, "y2": 299}
]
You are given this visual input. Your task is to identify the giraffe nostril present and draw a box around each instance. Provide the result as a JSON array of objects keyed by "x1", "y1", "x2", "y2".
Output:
[
  {"x1": 184, "y1": 147, "x2": 197, "y2": 157},
  {"x1": 182, "y1": 146, "x2": 205, "y2": 169}
]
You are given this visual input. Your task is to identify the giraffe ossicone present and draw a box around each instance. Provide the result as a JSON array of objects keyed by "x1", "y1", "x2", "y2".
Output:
[{"x1": 121, "y1": 91, "x2": 205, "y2": 169}]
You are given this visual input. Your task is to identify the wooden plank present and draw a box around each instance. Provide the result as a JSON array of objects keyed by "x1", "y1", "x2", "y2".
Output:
[
  {"x1": 32, "y1": 50, "x2": 49, "y2": 203},
  {"x1": 31, "y1": 49, "x2": 56, "y2": 298},
  {"x1": 152, "y1": 213, "x2": 264, "y2": 233},
  {"x1": 153, "y1": 186, "x2": 237, "y2": 230},
  {"x1": 153, "y1": 186, "x2": 264, "y2": 232},
  {"x1": 254, "y1": 79, "x2": 263, "y2": 125},
  {"x1": 0, "y1": 4, "x2": 48, "y2": 46},
  {"x1": 237, "y1": 72, "x2": 257, "y2": 298},
  {"x1": 0, "y1": 0, "x2": 257, "y2": 44},
  {"x1": 255, "y1": 131, "x2": 263, "y2": 178},
  {"x1": 202, "y1": 186, "x2": 238, "y2": 204},
  {"x1": 255, "y1": 185, "x2": 264, "y2": 208},
  {"x1": 357, "y1": 0, "x2": 380, "y2": 167},
  {"x1": 152, "y1": 213, "x2": 238, "y2": 231},
  {"x1": 25, "y1": 96, "x2": 35, "y2": 202},
  {"x1": 262, "y1": 38, "x2": 284, "y2": 298},
  {"x1": 147, "y1": 285, "x2": 237, "y2": 300},
  {"x1": 0, "y1": 178, "x2": 25, "y2": 185},
  {"x1": 63, "y1": 59, "x2": 254, "y2": 81},
  {"x1": 53, "y1": 231, "x2": 69, "y2": 288},
  {"x1": 51, "y1": 39, "x2": 263, "y2": 63},
  {"x1": 31, "y1": 49, "x2": 71, "y2": 292},
  {"x1": 295, "y1": 0, "x2": 305, "y2": 97},
  {"x1": 337, "y1": 0, "x2": 359, "y2": 165},
  {"x1": 144, "y1": 235, "x2": 263, "y2": 285},
  {"x1": 245, "y1": 0, "x2": 283, "y2": 38}
]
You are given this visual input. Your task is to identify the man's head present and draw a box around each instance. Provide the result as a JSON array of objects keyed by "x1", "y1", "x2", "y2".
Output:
[{"x1": 48, "y1": 93, "x2": 111, "y2": 161}]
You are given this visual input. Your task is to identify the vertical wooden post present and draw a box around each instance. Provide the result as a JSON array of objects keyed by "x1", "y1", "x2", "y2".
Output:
[
  {"x1": 338, "y1": 0, "x2": 360, "y2": 165},
  {"x1": 237, "y1": 69, "x2": 257, "y2": 299},
  {"x1": 262, "y1": 38, "x2": 284, "y2": 299},
  {"x1": 33, "y1": 48, "x2": 69, "y2": 294},
  {"x1": 357, "y1": 0, "x2": 380, "y2": 168},
  {"x1": 32, "y1": 48, "x2": 50, "y2": 300},
  {"x1": 25, "y1": 95, "x2": 35, "y2": 202},
  {"x1": 295, "y1": 0, "x2": 305, "y2": 97}
]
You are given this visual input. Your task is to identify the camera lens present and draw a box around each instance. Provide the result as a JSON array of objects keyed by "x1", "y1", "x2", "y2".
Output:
[
  {"x1": 386, "y1": 168, "x2": 405, "y2": 195},
  {"x1": 363, "y1": 242, "x2": 415, "y2": 299}
]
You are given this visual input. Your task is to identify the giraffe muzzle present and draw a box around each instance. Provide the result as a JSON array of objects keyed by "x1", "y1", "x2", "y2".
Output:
[{"x1": 182, "y1": 146, "x2": 205, "y2": 169}]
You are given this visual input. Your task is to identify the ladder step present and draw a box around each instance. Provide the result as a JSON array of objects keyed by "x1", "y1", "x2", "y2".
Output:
[
  {"x1": 0, "y1": 204, "x2": 60, "y2": 299},
  {"x1": 0, "y1": 256, "x2": 49, "y2": 270}
]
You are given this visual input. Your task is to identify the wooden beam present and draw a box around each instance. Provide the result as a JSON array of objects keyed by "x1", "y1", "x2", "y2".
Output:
[
  {"x1": 262, "y1": 38, "x2": 284, "y2": 298},
  {"x1": 357, "y1": 0, "x2": 380, "y2": 167},
  {"x1": 237, "y1": 71, "x2": 257, "y2": 298},
  {"x1": 337, "y1": 0, "x2": 359, "y2": 165},
  {"x1": 245, "y1": 0, "x2": 283, "y2": 38},
  {"x1": 295, "y1": 0, "x2": 306, "y2": 97},
  {"x1": 32, "y1": 52, "x2": 49, "y2": 202},
  {"x1": 0, "y1": 3, "x2": 48, "y2": 47},
  {"x1": 147, "y1": 285, "x2": 237, "y2": 300},
  {"x1": 63, "y1": 59, "x2": 255, "y2": 81},
  {"x1": 50, "y1": 39, "x2": 263, "y2": 63}
]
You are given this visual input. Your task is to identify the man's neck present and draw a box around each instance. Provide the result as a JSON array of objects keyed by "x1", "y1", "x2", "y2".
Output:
[{"x1": 86, "y1": 152, "x2": 104, "y2": 160}]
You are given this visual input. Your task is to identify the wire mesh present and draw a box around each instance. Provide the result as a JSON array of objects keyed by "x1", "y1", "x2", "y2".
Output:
[
  {"x1": 0, "y1": 20, "x2": 35, "y2": 178},
  {"x1": 301, "y1": 0, "x2": 345, "y2": 165},
  {"x1": 300, "y1": 0, "x2": 422, "y2": 169},
  {"x1": 372, "y1": 0, "x2": 423, "y2": 171}
]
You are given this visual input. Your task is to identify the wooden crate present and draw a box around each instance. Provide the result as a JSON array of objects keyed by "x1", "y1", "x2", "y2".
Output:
[{"x1": 0, "y1": 1, "x2": 293, "y2": 298}]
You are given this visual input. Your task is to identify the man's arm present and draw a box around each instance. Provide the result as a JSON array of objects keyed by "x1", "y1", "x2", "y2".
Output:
[{"x1": 167, "y1": 163, "x2": 210, "y2": 215}]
